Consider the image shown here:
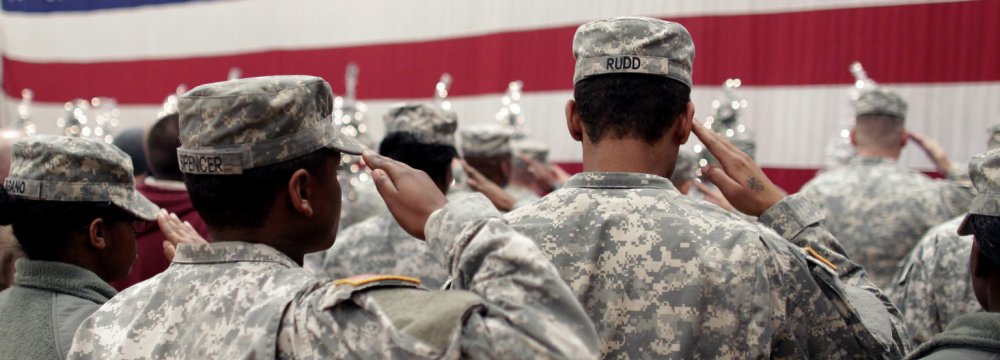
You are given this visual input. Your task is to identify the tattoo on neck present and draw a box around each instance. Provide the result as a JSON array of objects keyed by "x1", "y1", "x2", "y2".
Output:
[{"x1": 748, "y1": 177, "x2": 765, "y2": 192}]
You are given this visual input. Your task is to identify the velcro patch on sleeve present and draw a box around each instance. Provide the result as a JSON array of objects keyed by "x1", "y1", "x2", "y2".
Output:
[{"x1": 335, "y1": 274, "x2": 422, "y2": 287}]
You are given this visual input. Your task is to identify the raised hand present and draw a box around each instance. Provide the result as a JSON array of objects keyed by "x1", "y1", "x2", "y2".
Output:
[
  {"x1": 363, "y1": 151, "x2": 448, "y2": 239},
  {"x1": 692, "y1": 120, "x2": 785, "y2": 216},
  {"x1": 462, "y1": 160, "x2": 516, "y2": 212},
  {"x1": 907, "y1": 130, "x2": 952, "y2": 175},
  {"x1": 159, "y1": 209, "x2": 208, "y2": 261}
]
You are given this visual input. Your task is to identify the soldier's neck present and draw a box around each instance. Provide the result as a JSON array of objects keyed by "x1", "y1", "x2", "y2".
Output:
[{"x1": 581, "y1": 136, "x2": 676, "y2": 178}]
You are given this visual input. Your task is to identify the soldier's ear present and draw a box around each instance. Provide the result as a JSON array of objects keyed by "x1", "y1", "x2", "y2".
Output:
[
  {"x1": 287, "y1": 168, "x2": 314, "y2": 217},
  {"x1": 565, "y1": 100, "x2": 584, "y2": 142},
  {"x1": 849, "y1": 128, "x2": 858, "y2": 146},
  {"x1": 88, "y1": 218, "x2": 108, "y2": 250},
  {"x1": 675, "y1": 101, "x2": 695, "y2": 145}
]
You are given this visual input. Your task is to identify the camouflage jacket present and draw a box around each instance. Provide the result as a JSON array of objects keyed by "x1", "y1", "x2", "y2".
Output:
[
  {"x1": 888, "y1": 216, "x2": 981, "y2": 345},
  {"x1": 504, "y1": 172, "x2": 910, "y2": 359},
  {"x1": 338, "y1": 178, "x2": 386, "y2": 231},
  {"x1": 68, "y1": 194, "x2": 599, "y2": 359},
  {"x1": 506, "y1": 185, "x2": 541, "y2": 209},
  {"x1": 309, "y1": 211, "x2": 450, "y2": 289},
  {"x1": 798, "y1": 156, "x2": 974, "y2": 288}
]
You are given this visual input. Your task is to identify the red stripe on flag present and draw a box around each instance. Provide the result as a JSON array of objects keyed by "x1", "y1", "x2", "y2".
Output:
[{"x1": 4, "y1": 0, "x2": 998, "y2": 103}]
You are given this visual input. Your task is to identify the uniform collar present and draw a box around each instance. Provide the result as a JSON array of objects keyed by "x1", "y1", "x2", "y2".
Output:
[
  {"x1": 564, "y1": 172, "x2": 677, "y2": 191},
  {"x1": 13, "y1": 259, "x2": 116, "y2": 303},
  {"x1": 848, "y1": 156, "x2": 897, "y2": 166},
  {"x1": 173, "y1": 242, "x2": 299, "y2": 268}
]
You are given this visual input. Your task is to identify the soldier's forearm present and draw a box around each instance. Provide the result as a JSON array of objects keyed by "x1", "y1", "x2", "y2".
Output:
[{"x1": 424, "y1": 193, "x2": 600, "y2": 359}]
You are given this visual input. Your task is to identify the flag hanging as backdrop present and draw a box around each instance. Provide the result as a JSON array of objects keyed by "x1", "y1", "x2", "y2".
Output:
[{"x1": 2, "y1": 0, "x2": 997, "y2": 191}]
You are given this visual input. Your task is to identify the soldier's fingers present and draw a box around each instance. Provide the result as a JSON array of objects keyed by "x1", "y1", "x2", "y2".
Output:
[
  {"x1": 693, "y1": 180, "x2": 715, "y2": 197},
  {"x1": 162, "y1": 241, "x2": 176, "y2": 262},
  {"x1": 362, "y1": 151, "x2": 407, "y2": 177},
  {"x1": 371, "y1": 168, "x2": 400, "y2": 198},
  {"x1": 702, "y1": 165, "x2": 742, "y2": 196},
  {"x1": 691, "y1": 121, "x2": 738, "y2": 163},
  {"x1": 461, "y1": 160, "x2": 484, "y2": 179}
]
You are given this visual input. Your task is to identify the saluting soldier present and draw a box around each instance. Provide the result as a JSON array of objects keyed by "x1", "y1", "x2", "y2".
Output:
[
  {"x1": 308, "y1": 103, "x2": 457, "y2": 289},
  {"x1": 503, "y1": 16, "x2": 910, "y2": 358},
  {"x1": 67, "y1": 76, "x2": 598, "y2": 359},
  {"x1": 799, "y1": 86, "x2": 973, "y2": 288}
]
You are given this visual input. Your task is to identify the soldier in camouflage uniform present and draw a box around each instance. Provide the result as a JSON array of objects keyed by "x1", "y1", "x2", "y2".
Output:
[
  {"x1": 670, "y1": 147, "x2": 698, "y2": 194},
  {"x1": 503, "y1": 16, "x2": 910, "y2": 358},
  {"x1": 889, "y1": 124, "x2": 1000, "y2": 345},
  {"x1": 798, "y1": 85, "x2": 974, "y2": 288},
  {"x1": 307, "y1": 103, "x2": 457, "y2": 288},
  {"x1": 460, "y1": 125, "x2": 537, "y2": 211},
  {"x1": 67, "y1": 76, "x2": 598, "y2": 359},
  {"x1": 0, "y1": 135, "x2": 159, "y2": 359},
  {"x1": 507, "y1": 139, "x2": 547, "y2": 201},
  {"x1": 906, "y1": 148, "x2": 1000, "y2": 359}
]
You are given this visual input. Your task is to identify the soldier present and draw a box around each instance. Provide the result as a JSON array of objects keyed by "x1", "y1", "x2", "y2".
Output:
[
  {"x1": 459, "y1": 125, "x2": 527, "y2": 211},
  {"x1": 67, "y1": 76, "x2": 598, "y2": 359},
  {"x1": 889, "y1": 124, "x2": 1000, "y2": 345},
  {"x1": 507, "y1": 139, "x2": 547, "y2": 200},
  {"x1": 906, "y1": 148, "x2": 1000, "y2": 359},
  {"x1": 110, "y1": 104, "x2": 211, "y2": 290},
  {"x1": 503, "y1": 16, "x2": 909, "y2": 358},
  {"x1": 670, "y1": 147, "x2": 698, "y2": 194},
  {"x1": 307, "y1": 103, "x2": 457, "y2": 288},
  {"x1": 0, "y1": 135, "x2": 159, "y2": 359},
  {"x1": 799, "y1": 85, "x2": 974, "y2": 287},
  {"x1": 0, "y1": 133, "x2": 23, "y2": 291}
]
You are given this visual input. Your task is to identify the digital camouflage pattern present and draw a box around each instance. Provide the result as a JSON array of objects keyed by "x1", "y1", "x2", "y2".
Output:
[
  {"x1": 505, "y1": 185, "x2": 541, "y2": 209},
  {"x1": 889, "y1": 216, "x2": 980, "y2": 345},
  {"x1": 176, "y1": 76, "x2": 366, "y2": 175},
  {"x1": 853, "y1": 87, "x2": 907, "y2": 119},
  {"x1": 382, "y1": 103, "x2": 458, "y2": 146},
  {"x1": 68, "y1": 194, "x2": 599, "y2": 359},
  {"x1": 460, "y1": 125, "x2": 512, "y2": 158},
  {"x1": 573, "y1": 17, "x2": 694, "y2": 87},
  {"x1": 504, "y1": 172, "x2": 910, "y2": 359},
  {"x1": 799, "y1": 156, "x2": 973, "y2": 288},
  {"x1": 3, "y1": 135, "x2": 158, "y2": 220},
  {"x1": 671, "y1": 147, "x2": 698, "y2": 182},
  {"x1": 959, "y1": 148, "x2": 1000, "y2": 230},
  {"x1": 335, "y1": 177, "x2": 386, "y2": 230},
  {"x1": 309, "y1": 211, "x2": 450, "y2": 289}
]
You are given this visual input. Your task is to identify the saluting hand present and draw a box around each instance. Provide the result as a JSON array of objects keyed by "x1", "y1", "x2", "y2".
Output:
[
  {"x1": 363, "y1": 151, "x2": 448, "y2": 240},
  {"x1": 692, "y1": 120, "x2": 785, "y2": 216},
  {"x1": 462, "y1": 160, "x2": 516, "y2": 212},
  {"x1": 159, "y1": 209, "x2": 208, "y2": 262}
]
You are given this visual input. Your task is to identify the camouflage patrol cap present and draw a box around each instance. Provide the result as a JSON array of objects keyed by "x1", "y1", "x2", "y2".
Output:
[
  {"x1": 460, "y1": 125, "x2": 512, "y2": 158},
  {"x1": 176, "y1": 76, "x2": 367, "y2": 175},
  {"x1": 988, "y1": 123, "x2": 1000, "y2": 150},
  {"x1": 3, "y1": 135, "x2": 158, "y2": 221},
  {"x1": 512, "y1": 139, "x2": 549, "y2": 164},
  {"x1": 853, "y1": 87, "x2": 907, "y2": 119},
  {"x1": 383, "y1": 103, "x2": 458, "y2": 146},
  {"x1": 959, "y1": 148, "x2": 1000, "y2": 235},
  {"x1": 573, "y1": 16, "x2": 694, "y2": 87}
]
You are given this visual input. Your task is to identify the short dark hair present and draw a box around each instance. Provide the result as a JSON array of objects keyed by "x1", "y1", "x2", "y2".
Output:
[
  {"x1": 145, "y1": 113, "x2": 183, "y2": 181},
  {"x1": 379, "y1": 132, "x2": 457, "y2": 189},
  {"x1": 574, "y1": 74, "x2": 690, "y2": 144},
  {"x1": 971, "y1": 214, "x2": 1000, "y2": 267},
  {"x1": 0, "y1": 189, "x2": 134, "y2": 261},
  {"x1": 184, "y1": 149, "x2": 335, "y2": 229}
]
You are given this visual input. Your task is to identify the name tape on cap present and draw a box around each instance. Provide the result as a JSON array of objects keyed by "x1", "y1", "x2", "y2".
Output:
[
  {"x1": 177, "y1": 151, "x2": 244, "y2": 175},
  {"x1": 4, "y1": 178, "x2": 42, "y2": 198}
]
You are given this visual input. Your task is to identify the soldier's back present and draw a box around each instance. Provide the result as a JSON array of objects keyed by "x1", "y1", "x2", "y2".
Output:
[
  {"x1": 799, "y1": 157, "x2": 972, "y2": 287},
  {"x1": 310, "y1": 211, "x2": 449, "y2": 289},
  {"x1": 504, "y1": 172, "x2": 865, "y2": 359}
]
